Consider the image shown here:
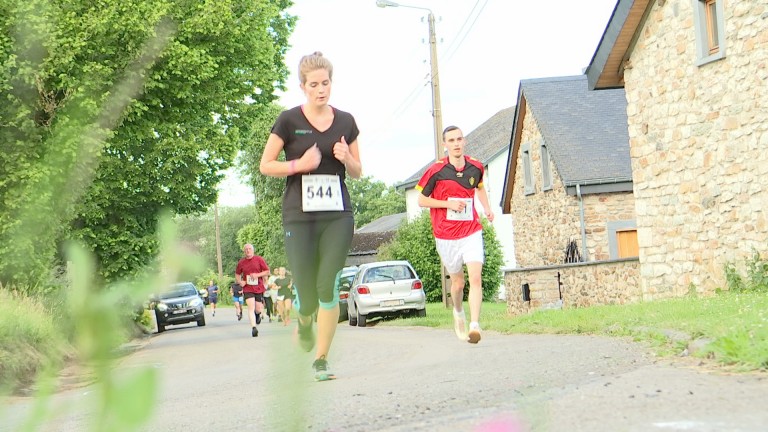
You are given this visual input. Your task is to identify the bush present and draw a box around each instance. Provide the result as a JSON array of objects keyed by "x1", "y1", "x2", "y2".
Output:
[{"x1": 378, "y1": 212, "x2": 503, "y2": 302}]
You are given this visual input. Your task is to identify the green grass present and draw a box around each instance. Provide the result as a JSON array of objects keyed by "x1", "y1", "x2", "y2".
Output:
[
  {"x1": 0, "y1": 289, "x2": 72, "y2": 391},
  {"x1": 383, "y1": 291, "x2": 768, "y2": 371}
]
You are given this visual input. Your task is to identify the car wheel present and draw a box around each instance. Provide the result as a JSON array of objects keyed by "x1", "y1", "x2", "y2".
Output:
[
  {"x1": 416, "y1": 309, "x2": 426, "y2": 318},
  {"x1": 348, "y1": 304, "x2": 357, "y2": 326},
  {"x1": 356, "y1": 308, "x2": 367, "y2": 327},
  {"x1": 157, "y1": 322, "x2": 165, "y2": 333},
  {"x1": 197, "y1": 315, "x2": 206, "y2": 327}
]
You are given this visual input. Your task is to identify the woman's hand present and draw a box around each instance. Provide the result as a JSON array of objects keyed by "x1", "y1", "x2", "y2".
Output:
[
  {"x1": 298, "y1": 143, "x2": 322, "y2": 173},
  {"x1": 333, "y1": 136, "x2": 350, "y2": 164}
]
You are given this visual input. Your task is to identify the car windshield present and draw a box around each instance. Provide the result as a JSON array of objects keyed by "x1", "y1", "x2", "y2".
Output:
[
  {"x1": 363, "y1": 265, "x2": 414, "y2": 283},
  {"x1": 159, "y1": 283, "x2": 198, "y2": 299}
]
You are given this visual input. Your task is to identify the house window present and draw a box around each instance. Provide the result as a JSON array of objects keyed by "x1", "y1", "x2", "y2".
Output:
[
  {"x1": 540, "y1": 143, "x2": 552, "y2": 191},
  {"x1": 521, "y1": 143, "x2": 534, "y2": 195},
  {"x1": 693, "y1": 0, "x2": 725, "y2": 66},
  {"x1": 607, "y1": 220, "x2": 638, "y2": 259},
  {"x1": 704, "y1": 0, "x2": 719, "y2": 54}
]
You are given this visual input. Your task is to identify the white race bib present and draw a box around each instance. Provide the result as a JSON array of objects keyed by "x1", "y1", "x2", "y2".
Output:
[
  {"x1": 246, "y1": 274, "x2": 259, "y2": 285},
  {"x1": 446, "y1": 197, "x2": 474, "y2": 221},
  {"x1": 302, "y1": 175, "x2": 344, "y2": 212}
]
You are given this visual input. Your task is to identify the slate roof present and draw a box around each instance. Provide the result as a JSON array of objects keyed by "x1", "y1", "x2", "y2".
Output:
[
  {"x1": 396, "y1": 106, "x2": 516, "y2": 190},
  {"x1": 518, "y1": 75, "x2": 631, "y2": 185},
  {"x1": 356, "y1": 212, "x2": 406, "y2": 234},
  {"x1": 348, "y1": 212, "x2": 406, "y2": 256}
]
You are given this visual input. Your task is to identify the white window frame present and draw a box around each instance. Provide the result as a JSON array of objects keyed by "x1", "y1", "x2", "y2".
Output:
[{"x1": 692, "y1": 0, "x2": 726, "y2": 66}]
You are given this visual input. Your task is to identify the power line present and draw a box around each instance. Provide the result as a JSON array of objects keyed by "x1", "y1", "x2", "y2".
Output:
[{"x1": 442, "y1": 0, "x2": 489, "y2": 64}]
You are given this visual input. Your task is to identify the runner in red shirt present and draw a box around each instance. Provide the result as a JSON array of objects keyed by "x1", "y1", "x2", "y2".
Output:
[
  {"x1": 417, "y1": 125, "x2": 494, "y2": 344},
  {"x1": 235, "y1": 243, "x2": 270, "y2": 337}
]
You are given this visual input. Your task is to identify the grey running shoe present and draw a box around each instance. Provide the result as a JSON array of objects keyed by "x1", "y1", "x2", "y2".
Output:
[
  {"x1": 297, "y1": 319, "x2": 315, "y2": 352},
  {"x1": 251, "y1": 326, "x2": 258, "y2": 337},
  {"x1": 312, "y1": 356, "x2": 336, "y2": 381}
]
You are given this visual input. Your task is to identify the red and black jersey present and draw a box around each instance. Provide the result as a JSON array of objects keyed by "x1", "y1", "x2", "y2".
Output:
[
  {"x1": 416, "y1": 156, "x2": 485, "y2": 240},
  {"x1": 271, "y1": 105, "x2": 359, "y2": 224}
]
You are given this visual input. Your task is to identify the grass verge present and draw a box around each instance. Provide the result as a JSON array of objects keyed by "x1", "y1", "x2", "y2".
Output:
[{"x1": 383, "y1": 291, "x2": 768, "y2": 372}]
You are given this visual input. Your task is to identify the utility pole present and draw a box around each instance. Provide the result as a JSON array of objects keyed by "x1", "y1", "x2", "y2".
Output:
[
  {"x1": 214, "y1": 203, "x2": 223, "y2": 280},
  {"x1": 427, "y1": 11, "x2": 450, "y2": 308},
  {"x1": 376, "y1": 0, "x2": 450, "y2": 308}
]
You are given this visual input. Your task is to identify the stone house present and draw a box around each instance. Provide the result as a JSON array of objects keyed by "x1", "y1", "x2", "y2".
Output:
[
  {"x1": 396, "y1": 107, "x2": 518, "y2": 272},
  {"x1": 585, "y1": 0, "x2": 768, "y2": 298},
  {"x1": 500, "y1": 75, "x2": 641, "y2": 313}
]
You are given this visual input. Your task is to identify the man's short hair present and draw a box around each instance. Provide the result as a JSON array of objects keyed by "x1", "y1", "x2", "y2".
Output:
[{"x1": 442, "y1": 125, "x2": 460, "y2": 140}]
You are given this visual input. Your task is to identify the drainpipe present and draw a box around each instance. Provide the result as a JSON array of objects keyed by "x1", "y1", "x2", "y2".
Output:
[{"x1": 576, "y1": 184, "x2": 589, "y2": 262}]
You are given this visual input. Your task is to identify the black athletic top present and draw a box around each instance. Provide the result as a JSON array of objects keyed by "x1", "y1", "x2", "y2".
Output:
[{"x1": 271, "y1": 105, "x2": 359, "y2": 223}]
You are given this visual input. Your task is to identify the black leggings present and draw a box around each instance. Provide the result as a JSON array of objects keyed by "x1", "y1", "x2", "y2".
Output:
[{"x1": 283, "y1": 215, "x2": 354, "y2": 317}]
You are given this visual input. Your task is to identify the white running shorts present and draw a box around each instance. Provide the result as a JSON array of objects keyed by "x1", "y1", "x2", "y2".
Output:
[{"x1": 435, "y1": 230, "x2": 484, "y2": 274}]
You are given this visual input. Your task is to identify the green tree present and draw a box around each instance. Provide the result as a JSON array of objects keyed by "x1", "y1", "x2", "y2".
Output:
[
  {"x1": 0, "y1": 0, "x2": 296, "y2": 286},
  {"x1": 175, "y1": 205, "x2": 257, "y2": 277},
  {"x1": 237, "y1": 197, "x2": 287, "y2": 269},
  {"x1": 379, "y1": 212, "x2": 503, "y2": 302},
  {"x1": 347, "y1": 176, "x2": 406, "y2": 228}
]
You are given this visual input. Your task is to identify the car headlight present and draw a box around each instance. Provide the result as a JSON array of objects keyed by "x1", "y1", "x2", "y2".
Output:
[
  {"x1": 189, "y1": 297, "x2": 203, "y2": 307},
  {"x1": 156, "y1": 303, "x2": 168, "y2": 312}
]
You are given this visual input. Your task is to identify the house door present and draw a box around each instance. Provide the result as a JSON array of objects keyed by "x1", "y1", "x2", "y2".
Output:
[{"x1": 617, "y1": 229, "x2": 639, "y2": 258}]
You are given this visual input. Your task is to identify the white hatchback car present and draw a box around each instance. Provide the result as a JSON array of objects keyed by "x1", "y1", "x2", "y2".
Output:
[{"x1": 347, "y1": 260, "x2": 426, "y2": 327}]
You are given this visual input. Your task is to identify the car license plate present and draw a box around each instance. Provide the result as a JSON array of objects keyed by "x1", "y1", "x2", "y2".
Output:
[
  {"x1": 172, "y1": 309, "x2": 187, "y2": 314},
  {"x1": 380, "y1": 299, "x2": 404, "y2": 307}
]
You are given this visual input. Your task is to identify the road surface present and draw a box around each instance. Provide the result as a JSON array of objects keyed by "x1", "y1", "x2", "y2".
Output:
[{"x1": 3, "y1": 308, "x2": 767, "y2": 431}]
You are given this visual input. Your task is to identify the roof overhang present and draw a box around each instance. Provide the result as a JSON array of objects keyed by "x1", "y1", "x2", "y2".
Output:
[{"x1": 585, "y1": 0, "x2": 654, "y2": 90}]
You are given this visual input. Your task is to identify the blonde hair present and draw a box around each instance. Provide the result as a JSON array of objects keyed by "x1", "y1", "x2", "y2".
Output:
[{"x1": 298, "y1": 51, "x2": 333, "y2": 84}]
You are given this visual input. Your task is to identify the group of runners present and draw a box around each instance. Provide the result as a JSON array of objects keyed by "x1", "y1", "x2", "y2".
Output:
[{"x1": 230, "y1": 51, "x2": 494, "y2": 382}]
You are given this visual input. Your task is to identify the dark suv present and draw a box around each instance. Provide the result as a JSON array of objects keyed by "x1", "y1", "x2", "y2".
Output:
[{"x1": 152, "y1": 282, "x2": 206, "y2": 333}]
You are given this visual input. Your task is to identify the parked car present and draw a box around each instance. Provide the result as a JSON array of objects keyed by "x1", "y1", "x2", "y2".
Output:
[
  {"x1": 337, "y1": 266, "x2": 358, "y2": 322},
  {"x1": 347, "y1": 260, "x2": 426, "y2": 327},
  {"x1": 151, "y1": 282, "x2": 206, "y2": 333}
]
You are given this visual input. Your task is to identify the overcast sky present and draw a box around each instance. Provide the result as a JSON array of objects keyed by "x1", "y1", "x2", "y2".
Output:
[{"x1": 219, "y1": 0, "x2": 618, "y2": 206}]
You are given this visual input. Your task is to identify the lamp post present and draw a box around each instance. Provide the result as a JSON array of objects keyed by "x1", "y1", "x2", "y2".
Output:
[
  {"x1": 376, "y1": 0, "x2": 450, "y2": 308},
  {"x1": 375, "y1": 0, "x2": 443, "y2": 162}
]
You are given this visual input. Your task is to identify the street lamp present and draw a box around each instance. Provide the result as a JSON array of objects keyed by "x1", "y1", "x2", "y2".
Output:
[
  {"x1": 377, "y1": 0, "x2": 450, "y2": 308},
  {"x1": 376, "y1": 0, "x2": 444, "y2": 162}
]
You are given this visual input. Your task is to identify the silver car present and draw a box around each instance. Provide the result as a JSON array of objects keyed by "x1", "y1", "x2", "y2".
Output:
[{"x1": 347, "y1": 260, "x2": 426, "y2": 327}]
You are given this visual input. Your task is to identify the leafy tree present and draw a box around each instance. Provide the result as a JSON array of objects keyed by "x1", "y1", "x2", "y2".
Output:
[
  {"x1": 379, "y1": 212, "x2": 503, "y2": 302},
  {"x1": 0, "y1": 0, "x2": 296, "y2": 286},
  {"x1": 347, "y1": 176, "x2": 406, "y2": 228},
  {"x1": 237, "y1": 197, "x2": 287, "y2": 270},
  {"x1": 175, "y1": 205, "x2": 256, "y2": 277}
]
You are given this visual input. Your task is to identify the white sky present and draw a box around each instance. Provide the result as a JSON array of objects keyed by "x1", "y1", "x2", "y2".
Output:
[{"x1": 219, "y1": 0, "x2": 618, "y2": 206}]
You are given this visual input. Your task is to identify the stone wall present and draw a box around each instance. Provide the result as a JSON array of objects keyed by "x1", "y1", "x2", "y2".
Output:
[
  {"x1": 624, "y1": 0, "x2": 768, "y2": 298},
  {"x1": 504, "y1": 258, "x2": 641, "y2": 316},
  {"x1": 510, "y1": 111, "x2": 636, "y2": 267}
]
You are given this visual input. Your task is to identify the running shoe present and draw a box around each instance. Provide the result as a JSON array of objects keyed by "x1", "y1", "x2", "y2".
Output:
[
  {"x1": 212, "y1": 310, "x2": 215, "y2": 317},
  {"x1": 251, "y1": 326, "x2": 259, "y2": 337},
  {"x1": 255, "y1": 312, "x2": 262, "y2": 325},
  {"x1": 468, "y1": 323, "x2": 482, "y2": 344},
  {"x1": 312, "y1": 356, "x2": 336, "y2": 381},
  {"x1": 453, "y1": 309, "x2": 468, "y2": 341},
  {"x1": 237, "y1": 312, "x2": 242, "y2": 321},
  {"x1": 296, "y1": 318, "x2": 315, "y2": 352}
]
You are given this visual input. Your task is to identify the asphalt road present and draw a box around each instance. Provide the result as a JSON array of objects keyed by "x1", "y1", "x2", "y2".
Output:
[{"x1": 3, "y1": 308, "x2": 767, "y2": 432}]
